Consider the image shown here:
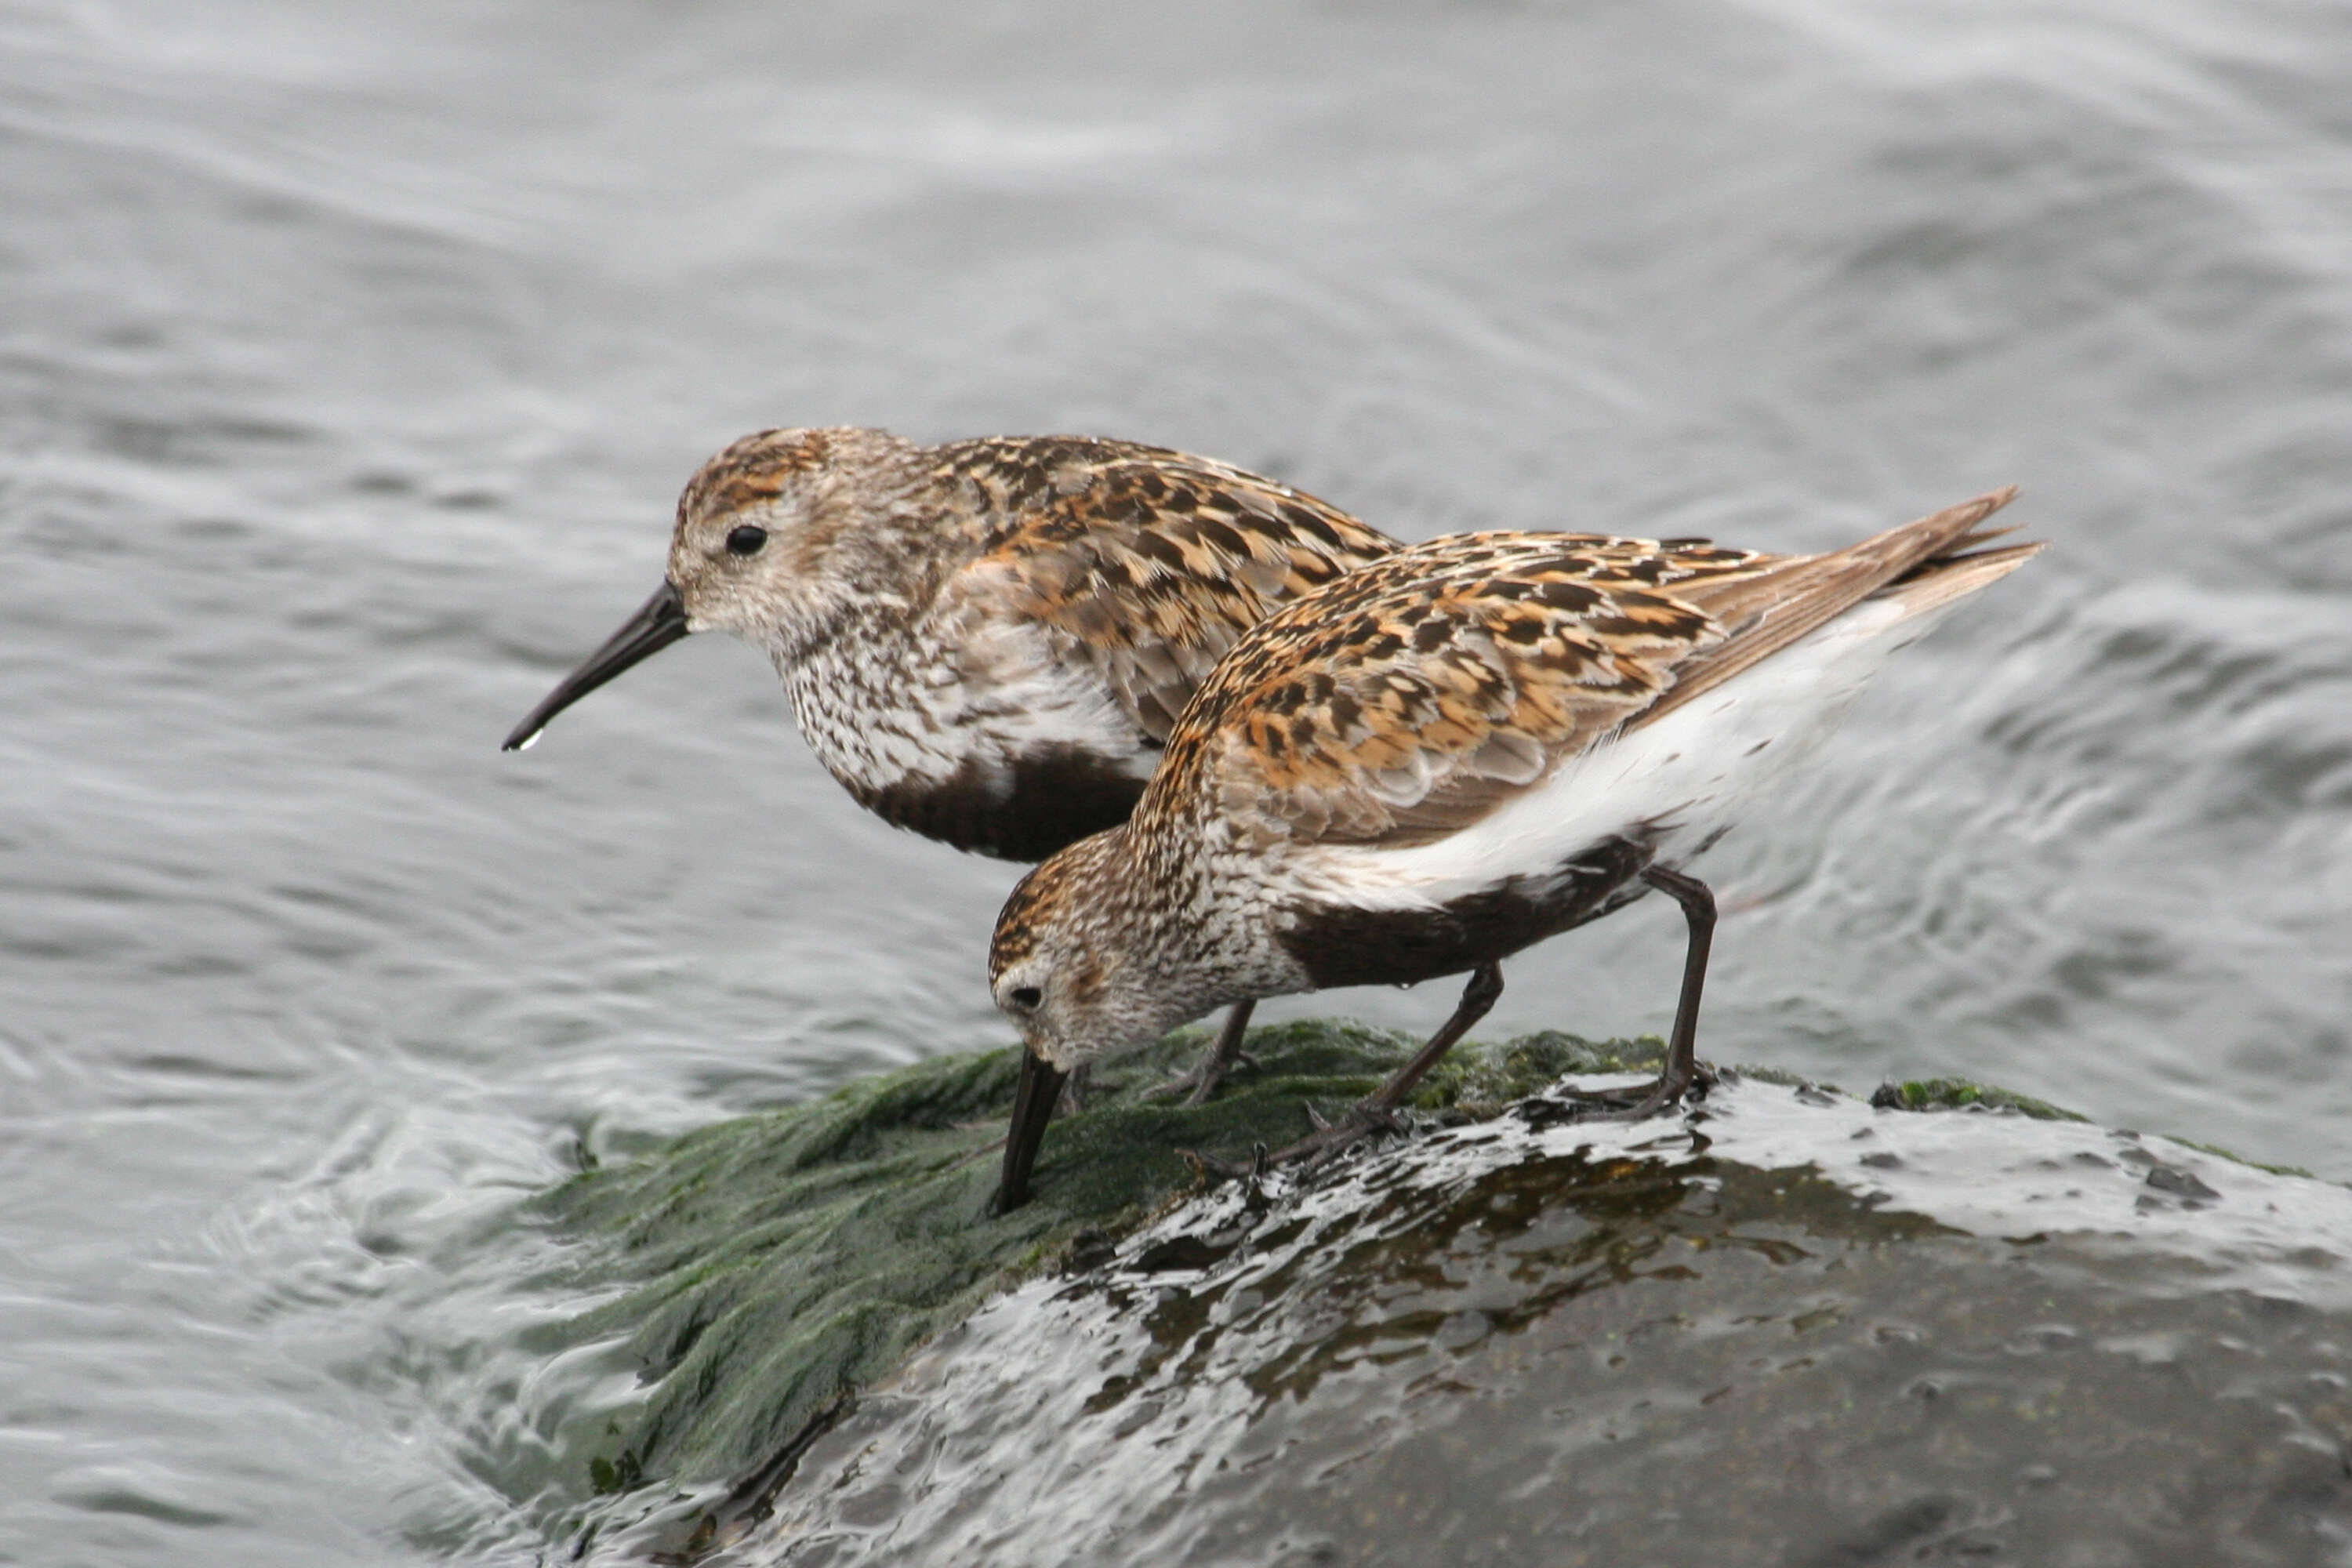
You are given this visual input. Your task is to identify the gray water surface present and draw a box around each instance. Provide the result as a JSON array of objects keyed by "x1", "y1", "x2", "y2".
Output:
[{"x1": 5, "y1": 0, "x2": 2351, "y2": 1562}]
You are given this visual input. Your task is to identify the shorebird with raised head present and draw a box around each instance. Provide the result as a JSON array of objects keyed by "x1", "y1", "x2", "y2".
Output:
[
  {"x1": 988, "y1": 488, "x2": 2040, "y2": 1211},
  {"x1": 502, "y1": 426, "x2": 1396, "y2": 1098}
]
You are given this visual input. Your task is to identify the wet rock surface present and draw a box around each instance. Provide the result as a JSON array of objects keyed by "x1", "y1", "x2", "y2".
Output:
[
  {"x1": 541, "y1": 1025, "x2": 2352, "y2": 1566},
  {"x1": 535, "y1": 1023, "x2": 1647, "y2": 1515}
]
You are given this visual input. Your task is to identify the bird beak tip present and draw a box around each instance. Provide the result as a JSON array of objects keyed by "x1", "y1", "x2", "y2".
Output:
[{"x1": 495, "y1": 580, "x2": 691, "y2": 757}]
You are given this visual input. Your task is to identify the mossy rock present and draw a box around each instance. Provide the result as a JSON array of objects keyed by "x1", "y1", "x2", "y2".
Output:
[
  {"x1": 1867, "y1": 1075, "x2": 2089, "y2": 1121},
  {"x1": 542, "y1": 1018, "x2": 2262, "y2": 1545},
  {"x1": 532, "y1": 1019, "x2": 1669, "y2": 1504},
  {"x1": 517, "y1": 1021, "x2": 2350, "y2": 1565}
]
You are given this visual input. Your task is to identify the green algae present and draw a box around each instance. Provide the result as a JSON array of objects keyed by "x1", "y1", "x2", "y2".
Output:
[
  {"x1": 1867, "y1": 1075, "x2": 2089, "y2": 1122},
  {"x1": 1861, "y1": 1076, "x2": 2319, "y2": 1177},
  {"x1": 538, "y1": 1019, "x2": 2251, "y2": 1522},
  {"x1": 535, "y1": 1019, "x2": 1660, "y2": 1500},
  {"x1": 524, "y1": 1021, "x2": 2351, "y2": 1563},
  {"x1": 2143, "y1": 1134, "x2": 2314, "y2": 1180}
]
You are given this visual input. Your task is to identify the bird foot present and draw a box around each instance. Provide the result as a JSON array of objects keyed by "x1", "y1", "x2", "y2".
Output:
[
  {"x1": 1181, "y1": 1103, "x2": 1407, "y2": 1191},
  {"x1": 1179, "y1": 1140, "x2": 1273, "y2": 1184},
  {"x1": 1263, "y1": 1100, "x2": 1412, "y2": 1172},
  {"x1": 1138, "y1": 1050, "x2": 1259, "y2": 1106},
  {"x1": 1530, "y1": 1062, "x2": 1716, "y2": 1123}
]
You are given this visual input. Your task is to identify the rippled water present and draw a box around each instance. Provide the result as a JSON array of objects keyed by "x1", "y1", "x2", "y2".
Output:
[{"x1": 4, "y1": 0, "x2": 2350, "y2": 1561}]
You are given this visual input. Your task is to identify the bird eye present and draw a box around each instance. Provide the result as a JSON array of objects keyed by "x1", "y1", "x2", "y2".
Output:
[
  {"x1": 726, "y1": 524, "x2": 768, "y2": 556},
  {"x1": 1009, "y1": 985, "x2": 1043, "y2": 1010}
]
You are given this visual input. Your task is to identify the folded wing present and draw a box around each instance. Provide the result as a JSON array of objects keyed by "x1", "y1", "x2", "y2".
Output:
[
  {"x1": 950, "y1": 441, "x2": 1399, "y2": 740},
  {"x1": 1147, "y1": 489, "x2": 2026, "y2": 851}
]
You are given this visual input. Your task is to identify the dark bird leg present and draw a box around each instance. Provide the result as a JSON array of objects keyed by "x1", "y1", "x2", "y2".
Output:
[
  {"x1": 1560, "y1": 865, "x2": 1717, "y2": 1116},
  {"x1": 1634, "y1": 864, "x2": 1715, "y2": 1111},
  {"x1": 1139, "y1": 1001, "x2": 1259, "y2": 1106},
  {"x1": 1186, "y1": 1000, "x2": 1258, "y2": 1106},
  {"x1": 1367, "y1": 962, "x2": 1504, "y2": 1112},
  {"x1": 994, "y1": 1047, "x2": 1068, "y2": 1215},
  {"x1": 1268, "y1": 963, "x2": 1504, "y2": 1167}
]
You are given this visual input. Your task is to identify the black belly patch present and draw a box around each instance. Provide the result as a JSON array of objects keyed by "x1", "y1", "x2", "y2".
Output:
[
  {"x1": 851, "y1": 746, "x2": 1148, "y2": 862},
  {"x1": 1277, "y1": 835, "x2": 1657, "y2": 990}
]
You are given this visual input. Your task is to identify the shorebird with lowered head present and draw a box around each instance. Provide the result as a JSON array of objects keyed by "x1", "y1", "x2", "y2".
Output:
[
  {"x1": 989, "y1": 488, "x2": 2041, "y2": 1212},
  {"x1": 502, "y1": 426, "x2": 1396, "y2": 1098}
]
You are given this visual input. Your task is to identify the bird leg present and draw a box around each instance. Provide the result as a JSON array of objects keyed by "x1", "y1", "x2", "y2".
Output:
[
  {"x1": 1265, "y1": 963, "x2": 1504, "y2": 1169},
  {"x1": 993, "y1": 1047, "x2": 1068, "y2": 1215},
  {"x1": 1138, "y1": 1001, "x2": 1258, "y2": 1106},
  {"x1": 1555, "y1": 865, "x2": 1716, "y2": 1116}
]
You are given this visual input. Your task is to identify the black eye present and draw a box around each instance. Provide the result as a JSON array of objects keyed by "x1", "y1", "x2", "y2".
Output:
[
  {"x1": 725, "y1": 524, "x2": 768, "y2": 556},
  {"x1": 1010, "y1": 985, "x2": 1042, "y2": 1009}
]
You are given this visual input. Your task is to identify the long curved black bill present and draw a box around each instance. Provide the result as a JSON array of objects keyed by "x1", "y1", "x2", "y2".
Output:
[
  {"x1": 501, "y1": 580, "x2": 691, "y2": 752},
  {"x1": 993, "y1": 1048, "x2": 1067, "y2": 1215}
]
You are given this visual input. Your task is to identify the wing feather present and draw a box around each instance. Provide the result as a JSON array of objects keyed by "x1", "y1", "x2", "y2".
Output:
[{"x1": 938, "y1": 440, "x2": 1396, "y2": 742}]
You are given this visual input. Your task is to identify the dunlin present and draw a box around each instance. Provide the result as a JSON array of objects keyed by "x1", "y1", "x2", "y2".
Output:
[
  {"x1": 989, "y1": 489, "x2": 2039, "y2": 1210},
  {"x1": 502, "y1": 427, "x2": 1396, "y2": 1098}
]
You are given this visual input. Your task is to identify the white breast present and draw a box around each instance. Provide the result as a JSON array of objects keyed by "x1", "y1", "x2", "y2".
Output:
[{"x1": 779, "y1": 612, "x2": 1156, "y2": 794}]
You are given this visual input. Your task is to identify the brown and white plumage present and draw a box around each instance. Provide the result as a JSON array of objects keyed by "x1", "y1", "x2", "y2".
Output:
[
  {"x1": 1155, "y1": 492, "x2": 2031, "y2": 865},
  {"x1": 504, "y1": 426, "x2": 1396, "y2": 861},
  {"x1": 989, "y1": 489, "x2": 2041, "y2": 1209}
]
